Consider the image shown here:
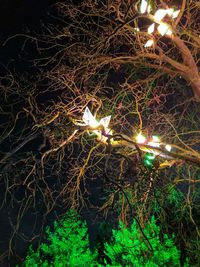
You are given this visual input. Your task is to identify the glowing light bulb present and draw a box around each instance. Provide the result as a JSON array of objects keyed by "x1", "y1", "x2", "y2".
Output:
[
  {"x1": 148, "y1": 23, "x2": 155, "y2": 34},
  {"x1": 157, "y1": 23, "x2": 172, "y2": 36},
  {"x1": 165, "y1": 144, "x2": 172, "y2": 152},
  {"x1": 82, "y1": 107, "x2": 99, "y2": 128},
  {"x1": 140, "y1": 0, "x2": 148, "y2": 14},
  {"x1": 152, "y1": 135, "x2": 160, "y2": 142},
  {"x1": 154, "y1": 9, "x2": 168, "y2": 21},
  {"x1": 148, "y1": 135, "x2": 160, "y2": 148},
  {"x1": 144, "y1": 39, "x2": 154, "y2": 48},
  {"x1": 171, "y1": 10, "x2": 180, "y2": 19},
  {"x1": 136, "y1": 133, "x2": 146, "y2": 144},
  {"x1": 99, "y1": 116, "x2": 111, "y2": 129}
]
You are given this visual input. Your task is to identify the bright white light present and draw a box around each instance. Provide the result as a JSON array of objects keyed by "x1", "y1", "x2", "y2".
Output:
[
  {"x1": 147, "y1": 3, "x2": 151, "y2": 13},
  {"x1": 171, "y1": 10, "x2": 180, "y2": 19},
  {"x1": 148, "y1": 23, "x2": 155, "y2": 34},
  {"x1": 144, "y1": 39, "x2": 154, "y2": 48},
  {"x1": 147, "y1": 135, "x2": 160, "y2": 148},
  {"x1": 136, "y1": 133, "x2": 146, "y2": 144},
  {"x1": 134, "y1": 27, "x2": 140, "y2": 32},
  {"x1": 167, "y1": 8, "x2": 174, "y2": 16},
  {"x1": 165, "y1": 144, "x2": 172, "y2": 152},
  {"x1": 157, "y1": 23, "x2": 172, "y2": 36},
  {"x1": 83, "y1": 107, "x2": 99, "y2": 128},
  {"x1": 152, "y1": 135, "x2": 160, "y2": 142},
  {"x1": 154, "y1": 9, "x2": 168, "y2": 21},
  {"x1": 99, "y1": 116, "x2": 111, "y2": 129},
  {"x1": 82, "y1": 107, "x2": 112, "y2": 133},
  {"x1": 140, "y1": 0, "x2": 147, "y2": 13}
]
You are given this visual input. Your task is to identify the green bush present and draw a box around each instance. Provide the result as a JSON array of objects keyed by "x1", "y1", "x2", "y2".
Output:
[
  {"x1": 21, "y1": 211, "x2": 187, "y2": 267},
  {"x1": 21, "y1": 210, "x2": 97, "y2": 267},
  {"x1": 101, "y1": 216, "x2": 187, "y2": 267}
]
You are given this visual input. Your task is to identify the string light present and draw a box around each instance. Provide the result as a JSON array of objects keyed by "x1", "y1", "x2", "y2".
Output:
[
  {"x1": 135, "y1": 133, "x2": 147, "y2": 144},
  {"x1": 148, "y1": 23, "x2": 155, "y2": 34},
  {"x1": 138, "y1": 1, "x2": 180, "y2": 38},
  {"x1": 76, "y1": 108, "x2": 174, "y2": 167},
  {"x1": 157, "y1": 23, "x2": 172, "y2": 36},
  {"x1": 144, "y1": 39, "x2": 154, "y2": 48},
  {"x1": 140, "y1": 0, "x2": 151, "y2": 14}
]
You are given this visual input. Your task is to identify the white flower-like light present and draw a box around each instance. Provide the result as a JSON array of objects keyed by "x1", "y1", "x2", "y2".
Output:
[
  {"x1": 148, "y1": 23, "x2": 155, "y2": 34},
  {"x1": 144, "y1": 39, "x2": 154, "y2": 48},
  {"x1": 157, "y1": 23, "x2": 172, "y2": 36},
  {"x1": 82, "y1": 107, "x2": 111, "y2": 129},
  {"x1": 169, "y1": 9, "x2": 180, "y2": 19},
  {"x1": 139, "y1": 0, "x2": 151, "y2": 14},
  {"x1": 154, "y1": 9, "x2": 169, "y2": 21}
]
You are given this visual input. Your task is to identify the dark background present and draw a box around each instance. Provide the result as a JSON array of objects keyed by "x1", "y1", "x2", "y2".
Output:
[{"x1": 0, "y1": 1, "x2": 58, "y2": 266}]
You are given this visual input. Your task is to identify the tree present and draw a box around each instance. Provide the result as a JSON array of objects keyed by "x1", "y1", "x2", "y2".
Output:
[
  {"x1": 21, "y1": 210, "x2": 97, "y2": 267},
  {"x1": 0, "y1": 0, "x2": 200, "y2": 265},
  {"x1": 21, "y1": 210, "x2": 187, "y2": 267}
]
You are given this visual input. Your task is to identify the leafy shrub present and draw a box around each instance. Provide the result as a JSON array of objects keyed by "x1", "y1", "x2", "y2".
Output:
[
  {"x1": 101, "y1": 216, "x2": 187, "y2": 267},
  {"x1": 21, "y1": 211, "x2": 187, "y2": 267},
  {"x1": 21, "y1": 210, "x2": 97, "y2": 267}
]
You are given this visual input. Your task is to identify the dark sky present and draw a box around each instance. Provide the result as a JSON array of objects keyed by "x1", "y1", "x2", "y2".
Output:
[
  {"x1": 0, "y1": 0, "x2": 53, "y2": 36},
  {"x1": 0, "y1": 0, "x2": 56, "y2": 66},
  {"x1": 0, "y1": 1, "x2": 59, "y2": 266}
]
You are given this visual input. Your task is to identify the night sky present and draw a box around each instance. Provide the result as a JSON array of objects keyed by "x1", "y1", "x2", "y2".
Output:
[
  {"x1": 0, "y1": 1, "x2": 57, "y2": 266},
  {"x1": 0, "y1": 0, "x2": 55, "y2": 64}
]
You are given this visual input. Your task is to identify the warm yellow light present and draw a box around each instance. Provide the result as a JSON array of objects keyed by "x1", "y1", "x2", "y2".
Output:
[
  {"x1": 136, "y1": 133, "x2": 146, "y2": 144},
  {"x1": 154, "y1": 9, "x2": 168, "y2": 21},
  {"x1": 144, "y1": 39, "x2": 154, "y2": 47},
  {"x1": 157, "y1": 23, "x2": 172, "y2": 36},
  {"x1": 148, "y1": 23, "x2": 155, "y2": 34}
]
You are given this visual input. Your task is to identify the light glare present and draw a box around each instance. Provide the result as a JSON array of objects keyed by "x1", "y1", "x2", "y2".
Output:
[{"x1": 136, "y1": 133, "x2": 146, "y2": 144}]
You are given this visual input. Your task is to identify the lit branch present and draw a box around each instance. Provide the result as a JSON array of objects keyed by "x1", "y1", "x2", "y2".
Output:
[{"x1": 72, "y1": 108, "x2": 200, "y2": 168}]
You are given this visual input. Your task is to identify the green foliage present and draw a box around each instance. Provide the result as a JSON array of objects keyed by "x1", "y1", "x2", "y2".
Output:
[
  {"x1": 166, "y1": 186, "x2": 185, "y2": 209},
  {"x1": 21, "y1": 210, "x2": 187, "y2": 267},
  {"x1": 21, "y1": 210, "x2": 97, "y2": 267},
  {"x1": 101, "y1": 216, "x2": 185, "y2": 267},
  {"x1": 143, "y1": 152, "x2": 155, "y2": 168}
]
